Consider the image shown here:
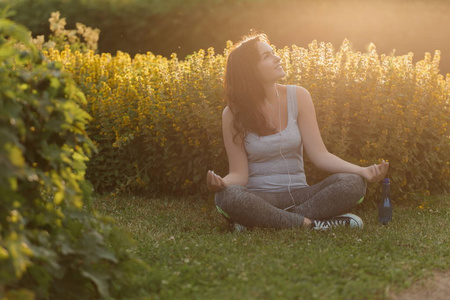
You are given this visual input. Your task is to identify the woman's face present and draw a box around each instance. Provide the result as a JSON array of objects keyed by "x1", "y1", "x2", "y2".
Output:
[{"x1": 256, "y1": 41, "x2": 285, "y2": 83}]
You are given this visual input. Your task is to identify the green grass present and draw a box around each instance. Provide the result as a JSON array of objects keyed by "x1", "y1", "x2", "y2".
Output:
[{"x1": 94, "y1": 194, "x2": 449, "y2": 300}]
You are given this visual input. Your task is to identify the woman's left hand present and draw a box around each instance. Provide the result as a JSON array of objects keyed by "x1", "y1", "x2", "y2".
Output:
[
  {"x1": 206, "y1": 170, "x2": 226, "y2": 192},
  {"x1": 359, "y1": 160, "x2": 389, "y2": 183}
]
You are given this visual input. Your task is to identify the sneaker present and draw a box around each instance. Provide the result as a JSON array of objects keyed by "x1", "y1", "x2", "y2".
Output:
[
  {"x1": 216, "y1": 205, "x2": 247, "y2": 232},
  {"x1": 233, "y1": 223, "x2": 247, "y2": 232},
  {"x1": 311, "y1": 213, "x2": 364, "y2": 230}
]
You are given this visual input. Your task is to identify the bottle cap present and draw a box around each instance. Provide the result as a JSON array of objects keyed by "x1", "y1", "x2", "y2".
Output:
[{"x1": 383, "y1": 178, "x2": 390, "y2": 184}]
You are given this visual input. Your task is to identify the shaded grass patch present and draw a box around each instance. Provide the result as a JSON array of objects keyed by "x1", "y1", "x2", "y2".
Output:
[{"x1": 94, "y1": 194, "x2": 449, "y2": 299}]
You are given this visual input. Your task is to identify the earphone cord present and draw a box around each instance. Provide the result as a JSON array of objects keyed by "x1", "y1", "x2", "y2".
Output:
[
  {"x1": 273, "y1": 89, "x2": 296, "y2": 211},
  {"x1": 280, "y1": 138, "x2": 296, "y2": 211}
]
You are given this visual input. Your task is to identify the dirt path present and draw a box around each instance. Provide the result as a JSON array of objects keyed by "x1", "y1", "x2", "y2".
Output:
[{"x1": 389, "y1": 270, "x2": 450, "y2": 300}]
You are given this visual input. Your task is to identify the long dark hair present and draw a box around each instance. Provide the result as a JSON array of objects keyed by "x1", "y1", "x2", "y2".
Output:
[{"x1": 224, "y1": 33, "x2": 275, "y2": 145}]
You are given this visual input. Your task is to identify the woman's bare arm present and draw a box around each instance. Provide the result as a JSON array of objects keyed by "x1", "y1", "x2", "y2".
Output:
[
  {"x1": 296, "y1": 86, "x2": 388, "y2": 182},
  {"x1": 206, "y1": 106, "x2": 249, "y2": 191}
]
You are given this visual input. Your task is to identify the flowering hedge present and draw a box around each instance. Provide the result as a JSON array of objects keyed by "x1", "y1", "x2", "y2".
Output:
[{"x1": 44, "y1": 40, "x2": 450, "y2": 201}]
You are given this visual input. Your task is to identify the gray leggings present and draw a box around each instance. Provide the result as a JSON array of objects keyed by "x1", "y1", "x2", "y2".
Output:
[{"x1": 214, "y1": 173, "x2": 367, "y2": 229}]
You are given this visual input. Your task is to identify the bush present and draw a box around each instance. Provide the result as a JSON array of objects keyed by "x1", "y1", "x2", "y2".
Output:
[
  {"x1": 0, "y1": 18, "x2": 148, "y2": 299},
  {"x1": 1, "y1": 0, "x2": 220, "y2": 56},
  {"x1": 278, "y1": 40, "x2": 450, "y2": 200},
  {"x1": 30, "y1": 11, "x2": 100, "y2": 53},
  {"x1": 43, "y1": 39, "x2": 450, "y2": 201}
]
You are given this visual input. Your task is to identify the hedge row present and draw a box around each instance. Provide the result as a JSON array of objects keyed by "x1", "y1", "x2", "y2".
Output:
[
  {"x1": 0, "y1": 19, "x2": 147, "y2": 299},
  {"x1": 44, "y1": 40, "x2": 450, "y2": 201}
]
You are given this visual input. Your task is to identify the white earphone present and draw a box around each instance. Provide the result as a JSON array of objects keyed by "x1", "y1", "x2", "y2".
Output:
[{"x1": 268, "y1": 89, "x2": 296, "y2": 211}]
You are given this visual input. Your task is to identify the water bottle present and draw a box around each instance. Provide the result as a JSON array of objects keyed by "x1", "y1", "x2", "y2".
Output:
[{"x1": 378, "y1": 178, "x2": 393, "y2": 225}]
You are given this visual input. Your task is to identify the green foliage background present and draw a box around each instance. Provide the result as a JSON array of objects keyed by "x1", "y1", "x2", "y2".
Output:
[
  {"x1": 0, "y1": 18, "x2": 148, "y2": 299},
  {"x1": 2, "y1": 0, "x2": 228, "y2": 57},
  {"x1": 5, "y1": 0, "x2": 450, "y2": 75},
  {"x1": 44, "y1": 40, "x2": 450, "y2": 201}
]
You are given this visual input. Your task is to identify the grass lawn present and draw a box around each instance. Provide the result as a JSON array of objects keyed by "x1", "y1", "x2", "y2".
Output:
[{"x1": 94, "y1": 194, "x2": 449, "y2": 300}]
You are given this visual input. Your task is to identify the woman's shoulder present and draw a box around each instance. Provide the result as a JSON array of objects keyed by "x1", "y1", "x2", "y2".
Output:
[
  {"x1": 282, "y1": 85, "x2": 314, "y2": 116},
  {"x1": 279, "y1": 85, "x2": 311, "y2": 102},
  {"x1": 222, "y1": 106, "x2": 235, "y2": 125},
  {"x1": 291, "y1": 85, "x2": 312, "y2": 102},
  {"x1": 222, "y1": 105, "x2": 232, "y2": 117},
  {"x1": 277, "y1": 84, "x2": 310, "y2": 95},
  {"x1": 293, "y1": 86, "x2": 315, "y2": 116},
  {"x1": 290, "y1": 84, "x2": 310, "y2": 94}
]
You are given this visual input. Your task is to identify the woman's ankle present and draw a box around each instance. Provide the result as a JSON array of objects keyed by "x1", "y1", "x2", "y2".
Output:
[{"x1": 303, "y1": 217, "x2": 312, "y2": 227}]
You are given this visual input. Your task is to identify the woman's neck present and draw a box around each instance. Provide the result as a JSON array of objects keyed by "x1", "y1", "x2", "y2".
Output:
[{"x1": 263, "y1": 83, "x2": 279, "y2": 106}]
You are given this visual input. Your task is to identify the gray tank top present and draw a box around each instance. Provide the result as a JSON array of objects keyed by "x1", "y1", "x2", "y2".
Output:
[{"x1": 244, "y1": 85, "x2": 308, "y2": 192}]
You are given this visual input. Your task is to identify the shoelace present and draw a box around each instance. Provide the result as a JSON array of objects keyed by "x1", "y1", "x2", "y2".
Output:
[
  {"x1": 313, "y1": 219, "x2": 348, "y2": 230},
  {"x1": 312, "y1": 220, "x2": 330, "y2": 230},
  {"x1": 329, "y1": 219, "x2": 348, "y2": 227}
]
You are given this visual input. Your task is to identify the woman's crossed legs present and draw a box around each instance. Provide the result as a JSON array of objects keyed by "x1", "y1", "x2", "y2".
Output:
[{"x1": 214, "y1": 173, "x2": 367, "y2": 229}]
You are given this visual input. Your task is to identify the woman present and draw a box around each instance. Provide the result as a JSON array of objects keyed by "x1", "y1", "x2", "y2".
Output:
[{"x1": 206, "y1": 33, "x2": 389, "y2": 230}]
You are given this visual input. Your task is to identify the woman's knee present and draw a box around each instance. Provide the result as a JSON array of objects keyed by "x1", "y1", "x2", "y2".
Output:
[
  {"x1": 214, "y1": 184, "x2": 248, "y2": 208},
  {"x1": 214, "y1": 185, "x2": 249, "y2": 222},
  {"x1": 335, "y1": 173, "x2": 367, "y2": 198}
]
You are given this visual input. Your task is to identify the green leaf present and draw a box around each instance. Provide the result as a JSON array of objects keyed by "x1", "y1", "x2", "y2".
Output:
[
  {"x1": 4, "y1": 142, "x2": 24, "y2": 167},
  {"x1": 81, "y1": 231, "x2": 118, "y2": 263},
  {"x1": 3, "y1": 289, "x2": 36, "y2": 300},
  {"x1": 80, "y1": 268, "x2": 111, "y2": 298},
  {"x1": 0, "y1": 46, "x2": 15, "y2": 60}
]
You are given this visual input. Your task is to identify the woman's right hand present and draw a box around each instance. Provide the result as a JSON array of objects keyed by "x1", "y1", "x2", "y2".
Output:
[
  {"x1": 206, "y1": 170, "x2": 226, "y2": 192},
  {"x1": 359, "y1": 160, "x2": 389, "y2": 183}
]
